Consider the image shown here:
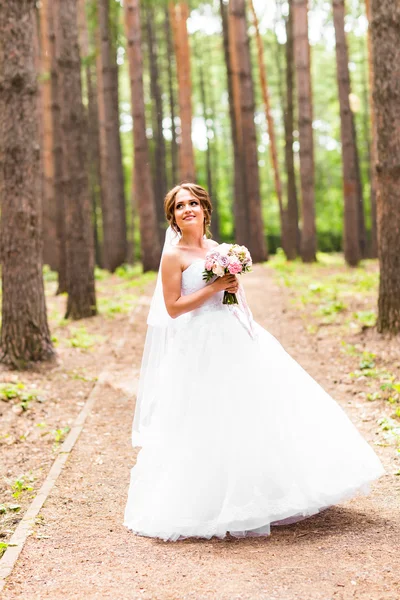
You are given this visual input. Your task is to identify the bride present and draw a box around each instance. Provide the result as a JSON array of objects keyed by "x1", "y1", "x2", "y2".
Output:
[{"x1": 124, "y1": 183, "x2": 385, "y2": 541}]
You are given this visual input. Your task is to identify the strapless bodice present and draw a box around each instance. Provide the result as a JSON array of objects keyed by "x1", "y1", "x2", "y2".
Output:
[{"x1": 181, "y1": 259, "x2": 226, "y2": 316}]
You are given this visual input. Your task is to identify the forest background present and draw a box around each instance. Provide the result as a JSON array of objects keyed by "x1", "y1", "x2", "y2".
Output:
[
  {"x1": 40, "y1": 0, "x2": 377, "y2": 269},
  {"x1": 0, "y1": 0, "x2": 399, "y2": 360},
  {"x1": 1, "y1": 2, "x2": 400, "y2": 589}
]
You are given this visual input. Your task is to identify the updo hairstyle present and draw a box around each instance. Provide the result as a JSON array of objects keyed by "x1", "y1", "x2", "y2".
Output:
[{"x1": 164, "y1": 183, "x2": 212, "y2": 237}]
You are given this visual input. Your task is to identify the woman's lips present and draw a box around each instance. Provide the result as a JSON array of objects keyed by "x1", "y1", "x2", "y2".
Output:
[{"x1": 183, "y1": 215, "x2": 195, "y2": 220}]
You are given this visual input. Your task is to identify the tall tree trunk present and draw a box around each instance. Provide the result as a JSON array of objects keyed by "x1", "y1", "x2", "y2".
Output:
[
  {"x1": 371, "y1": 0, "x2": 400, "y2": 334},
  {"x1": 39, "y1": 0, "x2": 58, "y2": 271},
  {"x1": 359, "y1": 33, "x2": 373, "y2": 258},
  {"x1": 164, "y1": 6, "x2": 178, "y2": 188},
  {"x1": 284, "y1": 0, "x2": 300, "y2": 260},
  {"x1": 49, "y1": 1, "x2": 67, "y2": 293},
  {"x1": 169, "y1": 2, "x2": 195, "y2": 182},
  {"x1": 0, "y1": 0, "x2": 54, "y2": 367},
  {"x1": 365, "y1": 0, "x2": 378, "y2": 258},
  {"x1": 220, "y1": 0, "x2": 248, "y2": 245},
  {"x1": 77, "y1": 0, "x2": 103, "y2": 268},
  {"x1": 146, "y1": 5, "x2": 168, "y2": 242},
  {"x1": 197, "y1": 49, "x2": 220, "y2": 239},
  {"x1": 249, "y1": 0, "x2": 286, "y2": 254},
  {"x1": 124, "y1": 0, "x2": 161, "y2": 272},
  {"x1": 54, "y1": 0, "x2": 97, "y2": 319},
  {"x1": 205, "y1": 37, "x2": 221, "y2": 240},
  {"x1": 351, "y1": 113, "x2": 367, "y2": 258},
  {"x1": 230, "y1": 0, "x2": 267, "y2": 262},
  {"x1": 293, "y1": 0, "x2": 316, "y2": 262},
  {"x1": 273, "y1": 2, "x2": 287, "y2": 119},
  {"x1": 332, "y1": 0, "x2": 360, "y2": 266},
  {"x1": 97, "y1": 0, "x2": 127, "y2": 271}
]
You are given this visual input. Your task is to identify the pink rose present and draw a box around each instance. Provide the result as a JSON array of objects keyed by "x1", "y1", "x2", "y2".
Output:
[
  {"x1": 228, "y1": 260, "x2": 242, "y2": 275},
  {"x1": 205, "y1": 258, "x2": 214, "y2": 271}
]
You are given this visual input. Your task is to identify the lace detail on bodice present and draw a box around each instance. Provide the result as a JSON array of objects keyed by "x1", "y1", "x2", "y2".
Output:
[{"x1": 181, "y1": 260, "x2": 226, "y2": 316}]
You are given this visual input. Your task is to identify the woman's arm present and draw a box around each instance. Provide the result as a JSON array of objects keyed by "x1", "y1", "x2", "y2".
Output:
[{"x1": 161, "y1": 250, "x2": 238, "y2": 319}]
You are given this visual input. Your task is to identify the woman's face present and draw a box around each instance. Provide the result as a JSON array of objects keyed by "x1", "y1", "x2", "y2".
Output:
[{"x1": 174, "y1": 189, "x2": 204, "y2": 233}]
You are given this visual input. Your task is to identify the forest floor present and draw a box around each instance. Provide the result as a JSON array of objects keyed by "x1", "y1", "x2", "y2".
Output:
[{"x1": 1, "y1": 255, "x2": 400, "y2": 599}]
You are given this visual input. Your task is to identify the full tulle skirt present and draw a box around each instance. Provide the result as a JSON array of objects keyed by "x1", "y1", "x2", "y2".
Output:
[{"x1": 124, "y1": 308, "x2": 385, "y2": 541}]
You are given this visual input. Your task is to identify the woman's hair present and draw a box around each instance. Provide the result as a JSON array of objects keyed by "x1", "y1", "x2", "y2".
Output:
[{"x1": 164, "y1": 183, "x2": 212, "y2": 237}]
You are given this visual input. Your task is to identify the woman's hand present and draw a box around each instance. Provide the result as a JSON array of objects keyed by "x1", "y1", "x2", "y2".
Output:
[{"x1": 212, "y1": 274, "x2": 239, "y2": 294}]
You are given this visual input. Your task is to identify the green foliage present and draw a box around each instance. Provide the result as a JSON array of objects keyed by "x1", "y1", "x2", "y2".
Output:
[
  {"x1": 42, "y1": 264, "x2": 58, "y2": 283},
  {"x1": 269, "y1": 254, "x2": 378, "y2": 330},
  {"x1": 359, "y1": 351, "x2": 376, "y2": 370},
  {"x1": 97, "y1": 295, "x2": 135, "y2": 317},
  {"x1": 0, "y1": 543, "x2": 8, "y2": 558},
  {"x1": 114, "y1": 263, "x2": 145, "y2": 279},
  {"x1": 94, "y1": 267, "x2": 110, "y2": 281},
  {"x1": 353, "y1": 310, "x2": 377, "y2": 328},
  {"x1": 52, "y1": 427, "x2": 70, "y2": 445},
  {"x1": 0, "y1": 383, "x2": 44, "y2": 411},
  {"x1": 11, "y1": 476, "x2": 34, "y2": 499},
  {"x1": 67, "y1": 327, "x2": 105, "y2": 350}
]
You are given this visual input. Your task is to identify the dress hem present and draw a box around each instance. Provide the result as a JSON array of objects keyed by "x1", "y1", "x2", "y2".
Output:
[{"x1": 123, "y1": 467, "x2": 385, "y2": 542}]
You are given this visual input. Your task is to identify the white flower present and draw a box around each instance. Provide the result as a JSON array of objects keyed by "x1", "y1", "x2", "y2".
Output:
[
  {"x1": 218, "y1": 243, "x2": 231, "y2": 256},
  {"x1": 212, "y1": 264, "x2": 225, "y2": 277}
]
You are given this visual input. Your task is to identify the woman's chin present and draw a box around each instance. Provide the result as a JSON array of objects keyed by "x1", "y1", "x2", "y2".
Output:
[{"x1": 180, "y1": 219, "x2": 200, "y2": 230}]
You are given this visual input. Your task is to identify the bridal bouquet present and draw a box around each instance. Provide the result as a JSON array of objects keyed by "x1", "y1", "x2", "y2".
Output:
[{"x1": 202, "y1": 243, "x2": 252, "y2": 305}]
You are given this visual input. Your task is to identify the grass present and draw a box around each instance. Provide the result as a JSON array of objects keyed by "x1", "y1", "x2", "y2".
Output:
[
  {"x1": 52, "y1": 426, "x2": 70, "y2": 445},
  {"x1": 269, "y1": 253, "x2": 400, "y2": 462},
  {"x1": 67, "y1": 327, "x2": 106, "y2": 350},
  {"x1": 377, "y1": 417, "x2": 400, "y2": 450},
  {"x1": 269, "y1": 251, "x2": 378, "y2": 332},
  {"x1": 0, "y1": 383, "x2": 44, "y2": 411},
  {"x1": 341, "y1": 343, "x2": 400, "y2": 409},
  {"x1": 11, "y1": 475, "x2": 34, "y2": 499}
]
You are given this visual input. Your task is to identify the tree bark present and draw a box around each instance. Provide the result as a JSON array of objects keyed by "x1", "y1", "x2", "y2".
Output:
[
  {"x1": 204, "y1": 37, "x2": 221, "y2": 240},
  {"x1": 0, "y1": 0, "x2": 54, "y2": 367},
  {"x1": 371, "y1": 0, "x2": 400, "y2": 334},
  {"x1": 351, "y1": 113, "x2": 367, "y2": 259},
  {"x1": 164, "y1": 6, "x2": 178, "y2": 188},
  {"x1": 197, "y1": 47, "x2": 220, "y2": 239},
  {"x1": 332, "y1": 0, "x2": 360, "y2": 267},
  {"x1": 359, "y1": 33, "x2": 373, "y2": 258},
  {"x1": 124, "y1": 0, "x2": 161, "y2": 272},
  {"x1": 49, "y1": 1, "x2": 67, "y2": 293},
  {"x1": 146, "y1": 5, "x2": 168, "y2": 243},
  {"x1": 77, "y1": 0, "x2": 103, "y2": 268},
  {"x1": 365, "y1": 0, "x2": 378, "y2": 258},
  {"x1": 54, "y1": 0, "x2": 97, "y2": 319},
  {"x1": 293, "y1": 0, "x2": 316, "y2": 262},
  {"x1": 249, "y1": 0, "x2": 286, "y2": 254},
  {"x1": 97, "y1": 0, "x2": 127, "y2": 271},
  {"x1": 220, "y1": 0, "x2": 248, "y2": 245},
  {"x1": 230, "y1": 0, "x2": 267, "y2": 262},
  {"x1": 284, "y1": 0, "x2": 300, "y2": 260},
  {"x1": 169, "y1": 2, "x2": 195, "y2": 183},
  {"x1": 39, "y1": 0, "x2": 58, "y2": 271}
]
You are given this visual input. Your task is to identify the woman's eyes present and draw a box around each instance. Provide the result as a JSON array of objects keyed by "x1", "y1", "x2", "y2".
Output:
[{"x1": 176, "y1": 201, "x2": 198, "y2": 209}]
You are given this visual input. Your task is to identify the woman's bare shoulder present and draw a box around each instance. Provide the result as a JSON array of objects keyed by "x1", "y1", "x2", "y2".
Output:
[
  {"x1": 162, "y1": 246, "x2": 182, "y2": 265},
  {"x1": 206, "y1": 239, "x2": 219, "y2": 249},
  {"x1": 161, "y1": 247, "x2": 185, "y2": 276}
]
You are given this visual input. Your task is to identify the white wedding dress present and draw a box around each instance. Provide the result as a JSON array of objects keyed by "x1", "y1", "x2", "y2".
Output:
[{"x1": 124, "y1": 259, "x2": 385, "y2": 541}]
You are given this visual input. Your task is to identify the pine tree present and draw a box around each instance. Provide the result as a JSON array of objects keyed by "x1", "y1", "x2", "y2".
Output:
[
  {"x1": 124, "y1": 0, "x2": 161, "y2": 271},
  {"x1": 0, "y1": 0, "x2": 54, "y2": 367},
  {"x1": 293, "y1": 0, "x2": 317, "y2": 262},
  {"x1": 371, "y1": 0, "x2": 400, "y2": 333}
]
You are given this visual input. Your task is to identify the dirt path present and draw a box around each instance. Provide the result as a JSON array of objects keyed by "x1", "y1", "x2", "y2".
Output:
[{"x1": 2, "y1": 266, "x2": 399, "y2": 600}]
